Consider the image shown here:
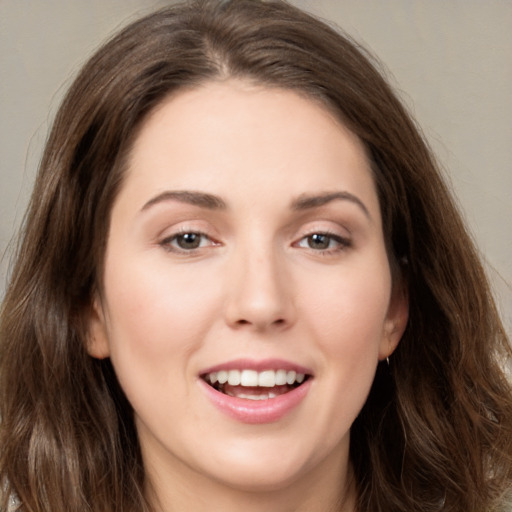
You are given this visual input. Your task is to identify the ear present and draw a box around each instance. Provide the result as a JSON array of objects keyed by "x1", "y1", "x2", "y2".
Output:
[
  {"x1": 379, "y1": 277, "x2": 409, "y2": 361},
  {"x1": 86, "y1": 296, "x2": 111, "y2": 359}
]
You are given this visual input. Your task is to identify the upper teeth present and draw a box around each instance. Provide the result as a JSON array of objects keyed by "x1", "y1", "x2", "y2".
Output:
[{"x1": 206, "y1": 369, "x2": 305, "y2": 387}]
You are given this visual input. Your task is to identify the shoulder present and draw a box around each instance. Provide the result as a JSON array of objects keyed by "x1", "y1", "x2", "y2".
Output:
[
  {"x1": 495, "y1": 488, "x2": 512, "y2": 512},
  {"x1": 4, "y1": 494, "x2": 20, "y2": 512},
  {"x1": 0, "y1": 481, "x2": 20, "y2": 511}
]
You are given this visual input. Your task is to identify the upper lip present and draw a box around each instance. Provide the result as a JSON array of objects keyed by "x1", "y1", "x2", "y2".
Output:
[{"x1": 199, "y1": 358, "x2": 313, "y2": 377}]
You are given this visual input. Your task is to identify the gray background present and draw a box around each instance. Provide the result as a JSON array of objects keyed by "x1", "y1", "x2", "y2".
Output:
[{"x1": 1, "y1": 1, "x2": 511, "y2": 335}]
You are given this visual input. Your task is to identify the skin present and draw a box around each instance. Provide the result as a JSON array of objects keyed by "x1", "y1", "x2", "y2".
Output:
[{"x1": 88, "y1": 80, "x2": 408, "y2": 512}]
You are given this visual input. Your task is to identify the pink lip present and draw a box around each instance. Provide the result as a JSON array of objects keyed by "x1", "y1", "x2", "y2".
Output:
[
  {"x1": 199, "y1": 358, "x2": 312, "y2": 375},
  {"x1": 198, "y1": 359, "x2": 313, "y2": 424}
]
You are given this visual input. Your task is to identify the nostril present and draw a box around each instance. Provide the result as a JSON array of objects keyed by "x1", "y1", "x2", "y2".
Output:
[{"x1": 235, "y1": 317, "x2": 287, "y2": 328}]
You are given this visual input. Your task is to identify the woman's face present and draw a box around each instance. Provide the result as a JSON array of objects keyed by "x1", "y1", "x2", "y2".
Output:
[{"x1": 89, "y1": 80, "x2": 407, "y2": 499}]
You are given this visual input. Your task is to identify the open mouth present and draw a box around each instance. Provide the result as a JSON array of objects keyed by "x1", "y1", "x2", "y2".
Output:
[{"x1": 201, "y1": 369, "x2": 310, "y2": 400}]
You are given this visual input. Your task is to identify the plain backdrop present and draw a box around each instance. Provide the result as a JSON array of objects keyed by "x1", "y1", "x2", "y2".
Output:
[{"x1": 0, "y1": 1, "x2": 511, "y2": 335}]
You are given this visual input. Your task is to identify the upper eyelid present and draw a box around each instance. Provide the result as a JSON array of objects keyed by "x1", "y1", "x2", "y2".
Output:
[
  {"x1": 161, "y1": 229, "x2": 215, "y2": 243},
  {"x1": 293, "y1": 221, "x2": 352, "y2": 239},
  {"x1": 158, "y1": 225, "x2": 351, "y2": 242},
  {"x1": 295, "y1": 232, "x2": 351, "y2": 246},
  {"x1": 297, "y1": 225, "x2": 348, "y2": 236},
  {"x1": 154, "y1": 216, "x2": 353, "y2": 242},
  {"x1": 157, "y1": 221, "x2": 218, "y2": 240}
]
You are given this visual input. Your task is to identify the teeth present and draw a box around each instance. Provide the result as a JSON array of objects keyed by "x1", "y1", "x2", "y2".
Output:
[
  {"x1": 225, "y1": 391, "x2": 278, "y2": 400},
  {"x1": 286, "y1": 370, "x2": 296, "y2": 385},
  {"x1": 217, "y1": 370, "x2": 228, "y2": 384},
  {"x1": 275, "y1": 369, "x2": 287, "y2": 385},
  {"x1": 240, "y1": 369, "x2": 258, "y2": 386},
  {"x1": 258, "y1": 370, "x2": 275, "y2": 387},
  {"x1": 227, "y1": 370, "x2": 241, "y2": 386},
  {"x1": 205, "y1": 369, "x2": 307, "y2": 388}
]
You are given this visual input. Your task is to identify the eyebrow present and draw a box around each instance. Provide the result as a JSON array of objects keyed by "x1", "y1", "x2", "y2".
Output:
[
  {"x1": 291, "y1": 191, "x2": 371, "y2": 219},
  {"x1": 141, "y1": 190, "x2": 227, "y2": 211},
  {"x1": 140, "y1": 189, "x2": 370, "y2": 219}
]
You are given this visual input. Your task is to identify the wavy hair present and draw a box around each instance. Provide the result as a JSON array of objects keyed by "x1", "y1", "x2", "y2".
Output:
[{"x1": 1, "y1": 1, "x2": 511, "y2": 511}]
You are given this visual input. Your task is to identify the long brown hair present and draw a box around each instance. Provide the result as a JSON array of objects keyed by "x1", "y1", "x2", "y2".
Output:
[{"x1": 1, "y1": 1, "x2": 511, "y2": 511}]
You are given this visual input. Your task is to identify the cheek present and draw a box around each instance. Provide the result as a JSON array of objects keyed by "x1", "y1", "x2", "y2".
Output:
[
  {"x1": 300, "y1": 256, "x2": 391, "y2": 395},
  {"x1": 99, "y1": 257, "x2": 226, "y2": 436},
  {"x1": 288, "y1": 264, "x2": 391, "y2": 456},
  {"x1": 101, "y1": 252, "x2": 223, "y2": 376},
  {"x1": 302, "y1": 262, "x2": 391, "y2": 347}
]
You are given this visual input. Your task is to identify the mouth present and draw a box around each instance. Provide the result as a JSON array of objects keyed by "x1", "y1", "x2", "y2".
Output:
[{"x1": 201, "y1": 369, "x2": 310, "y2": 401}]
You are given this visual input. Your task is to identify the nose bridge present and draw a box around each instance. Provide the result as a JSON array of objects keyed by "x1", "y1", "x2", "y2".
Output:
[{"x1": 224, "y1": 231, "x2": 294, "y2": 330}]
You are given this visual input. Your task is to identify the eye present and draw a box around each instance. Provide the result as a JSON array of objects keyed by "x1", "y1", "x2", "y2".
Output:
[
  {"x1": 160, "y1": 231, "x2": 215, "y2": 252},
  {"x1": 296, "y1": 232, "x2": 350, "y2": 252}
]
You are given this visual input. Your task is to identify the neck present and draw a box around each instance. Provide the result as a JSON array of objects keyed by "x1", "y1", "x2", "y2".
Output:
[{"x1": 145, "y1": 451, "x2": 357, "y2": 512}]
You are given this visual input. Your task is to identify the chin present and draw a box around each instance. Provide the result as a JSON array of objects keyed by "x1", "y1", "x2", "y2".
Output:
[
  {"x1": 211, "y1": 462, "x2": 309, "y2": 494},
  {"x1": 195, "y1": 438, "x2": 332, "y2": 494}
]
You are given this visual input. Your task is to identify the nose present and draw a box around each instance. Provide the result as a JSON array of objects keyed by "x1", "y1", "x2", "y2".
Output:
[{"x1": 223, "y1": 245, "x2": 296, "y2": 332}]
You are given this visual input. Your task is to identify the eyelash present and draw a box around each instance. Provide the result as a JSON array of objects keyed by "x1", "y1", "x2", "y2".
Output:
[
  {"x1": 159, "y1": 229, "x2": 351, "y2": 256},
  {"x1": 159, "y1": 230, "x2": 217, "y2": 254},
  {"x1": 295, "y1": 231, "x2": 352, "y2": 255}
]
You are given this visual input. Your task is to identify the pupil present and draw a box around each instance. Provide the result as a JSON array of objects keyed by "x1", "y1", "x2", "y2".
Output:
[
  {"x1": 178, "y1": 233, "x2": 201, "y2": 249},
  {"x1": 309, "y1": 234, "x2": 329, "y2": 249}
]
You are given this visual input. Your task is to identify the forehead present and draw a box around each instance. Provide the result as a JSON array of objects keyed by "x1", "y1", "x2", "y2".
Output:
[{"x1": 121, "y1": 79, "x2": 377, "y2": 216}]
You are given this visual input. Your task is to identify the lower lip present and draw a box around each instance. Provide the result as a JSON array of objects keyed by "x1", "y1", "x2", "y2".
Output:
[{"x1": 199, "y1": 378, "x2": 312, "y2": 424}]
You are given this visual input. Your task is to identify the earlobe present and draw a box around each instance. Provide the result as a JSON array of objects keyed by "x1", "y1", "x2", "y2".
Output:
[
  {"x1": 86, "y1": 297, "x2": 111, "y2": 359},
  {"x1": 379, "y1": 279, "x2": 409, "y2": 361}
]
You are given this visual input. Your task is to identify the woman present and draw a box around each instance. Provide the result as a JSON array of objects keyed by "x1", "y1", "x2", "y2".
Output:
[{"x1": 1, "y1": 1, "x2": 511, "y2": 511}]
